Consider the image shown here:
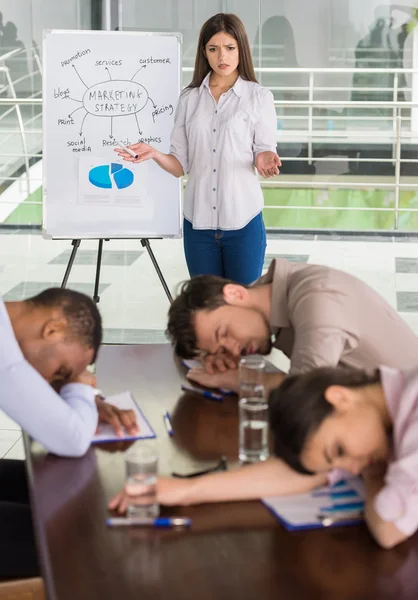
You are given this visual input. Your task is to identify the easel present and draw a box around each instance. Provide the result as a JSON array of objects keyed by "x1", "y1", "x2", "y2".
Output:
[{"x1": 61, "y1": 238, "x2": 173, "y2": 304}]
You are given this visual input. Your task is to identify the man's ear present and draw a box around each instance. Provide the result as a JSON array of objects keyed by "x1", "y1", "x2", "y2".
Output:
[
  {"x1": 223, "y1": 284, "x2": 249, "y2": 306},
  {"x1": 41, "y1": 317, "x2": 68, "y2": 342},
  {"x1": 324, "y1": 385, "x2": 354, "y2": 411}
]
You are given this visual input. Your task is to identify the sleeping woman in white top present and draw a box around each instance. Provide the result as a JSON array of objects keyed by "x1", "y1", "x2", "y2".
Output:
[
  {"x1": 115, "y1": 13, "x2": 281, "y2": 285},
  {"x1": 111, "y1": 364, "x2": 418, "y2": 550}
]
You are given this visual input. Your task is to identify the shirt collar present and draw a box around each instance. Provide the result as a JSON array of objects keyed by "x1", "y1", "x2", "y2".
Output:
[
  {"x1": 199, "y1": 72, "x2": 211, "y2": 94},
  {"x1": 252, "y1": 259, "x2": 291, "y2": 330},
  {"x1": 231, "y1": 75, "x2": 244, "y2": 97},
  {"x1": 199, "y1": 72, "x2": 244, "y2": 97},
  {"x1": 380, "y1": 365, "x2": 402, "y2": 416}
]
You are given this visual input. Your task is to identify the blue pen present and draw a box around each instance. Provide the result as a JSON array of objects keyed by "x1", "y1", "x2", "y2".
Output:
[
  {"x1": 181, "y1": 361, "x2": 234, "y2": 396},
  {"x1": 320, "y1": 501, "x2": 364, "y2": 513},
  {"x1": 312, "y1": 490, "x2": 359, "y2": 499},
  {"x1": 163, "y1": 410, "x2": 174, "y2": 437},
  {"x1": 106, "y1": 517, "x2": 192, "y2": 528},
  {"x1": 218, "y1": 388, "x2": 235, "y2": 396},
  {"x1": 332, "y1": 480, "x2": 348, "y2": 488},
  {"x1": 181, "y1": 384, "x2": 223, "y2": 402}
]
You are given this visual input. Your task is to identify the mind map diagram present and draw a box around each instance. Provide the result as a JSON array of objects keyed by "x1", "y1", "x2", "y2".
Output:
[{"x1": 53, "y1": 52, "x2": 175, "y2": 153}]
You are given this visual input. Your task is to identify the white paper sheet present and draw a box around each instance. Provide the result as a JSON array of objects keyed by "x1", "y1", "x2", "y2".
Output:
[
  {"x1": 92, "y1": 391, "x2": 156, "y2": 443},
  {"x1": 262, "y1": 479, "x2": 365, "y2": 531}
]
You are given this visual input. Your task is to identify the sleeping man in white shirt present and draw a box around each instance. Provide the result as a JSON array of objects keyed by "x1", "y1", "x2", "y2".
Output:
[
  {"x1": 1, "y1": 287, "x2": 139, "y2": 456},
  {"x1": 0, "y1": 286, "x2": 138, "y2": 579}
]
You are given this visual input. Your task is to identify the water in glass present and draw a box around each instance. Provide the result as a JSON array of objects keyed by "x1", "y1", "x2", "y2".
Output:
[
  {"x1": 239, "y1": 397, "x2": 269, "y2": 463},
  {"x1": 239, "y1": 356, "x2": 266, "y2": 399},
  {"x1": 124, "y1": 445, "x2": 159, "y2": 518}
]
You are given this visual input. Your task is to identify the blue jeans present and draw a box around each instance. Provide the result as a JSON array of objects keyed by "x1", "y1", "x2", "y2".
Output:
[{"x1": 183, "y1": 213, "x2": 266, "y2": 285}]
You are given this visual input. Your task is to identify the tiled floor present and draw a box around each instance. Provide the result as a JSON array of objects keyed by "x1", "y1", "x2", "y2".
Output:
[
  {"x1": 263, "y1": 253, "x2": 309, "y2": 270},
  {"x1": 49, "y1": 250, "x2": 144, "y2": 266},
  {"x1": 2, "y1": 230, "x2": 418, "y2": 459},
  {"x1": 0, "y1": 409, "x2": 24, "y2": 460},
  {"x1": 3, "y1": 281, "x2": 111, "y2": 301}
]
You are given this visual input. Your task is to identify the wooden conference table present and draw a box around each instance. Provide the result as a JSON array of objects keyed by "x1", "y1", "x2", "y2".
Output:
[{"x1": 25, "y1": 345, "x2": 418, "y2": 600}]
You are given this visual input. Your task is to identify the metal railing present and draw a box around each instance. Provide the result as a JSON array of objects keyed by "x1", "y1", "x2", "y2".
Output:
[
  {"x1": 1, "y1": 64, "x2": 418, "y2": 230},
  {"x1": 0, "y1": 46, "x2": 43, "y2": 204}
]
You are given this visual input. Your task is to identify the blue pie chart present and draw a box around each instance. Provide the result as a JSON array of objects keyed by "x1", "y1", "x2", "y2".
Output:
[{"x1": 89, "y1": 163, "x2": 134, "y2": 190}]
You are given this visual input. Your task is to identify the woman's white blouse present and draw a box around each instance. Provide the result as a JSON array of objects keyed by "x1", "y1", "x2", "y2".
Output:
[{"x1": 170, "y1": 73, "x2": 277, "y2": 230}]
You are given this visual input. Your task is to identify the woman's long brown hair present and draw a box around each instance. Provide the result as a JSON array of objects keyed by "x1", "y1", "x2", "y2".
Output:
[{"x1": 188, "y1": 13, "x2": 257, "y2": 89}]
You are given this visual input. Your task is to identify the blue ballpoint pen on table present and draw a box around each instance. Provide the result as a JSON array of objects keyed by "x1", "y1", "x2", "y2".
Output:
[
  {"x1": 181, "y1": 360, "x2": 234, "y2": 396},
  {"x1": 181, "y1": 383, "x2": 223, "y2": 402},
  {"x1": 312, "y1": 490, "x2": 359, "y2": 499},
  {"x1": 106, "y1": 517, "x2": 192, "y2": 528},
  {"x1": 320, "y1": 501, "x2": 365, "y2": 513},
  {"x1": 332, "y1": 480, "x2": 349, "y2": 488},
  {"x1": 163, "y1": 410, "x2": 174, "y2": 437}
]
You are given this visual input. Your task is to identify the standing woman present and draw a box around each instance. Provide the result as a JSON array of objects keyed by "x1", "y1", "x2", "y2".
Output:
[{"x1": 115, "y1": 13, "x2": 281, "y2": 285}]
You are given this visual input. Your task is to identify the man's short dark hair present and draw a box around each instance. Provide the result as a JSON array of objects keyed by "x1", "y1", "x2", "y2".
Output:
[
  {"x1": 166, "y1": 275, "x2": 237, "y2": 358},
  {"x1": 268, "y1": 367, "x2": 381, "y2": 475},
  {"x1": 27, "y1": 288, "x2": 102, "y2": 362}
]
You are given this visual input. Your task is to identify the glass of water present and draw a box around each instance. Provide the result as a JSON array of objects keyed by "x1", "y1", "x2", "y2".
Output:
[
  {"x1": 124, "y1": 445, "x2": 159, "y2": 518},
  {"x1": 238, "y1": 397, "x2": 269, "y2": 463},
  {"x1": 239, "y1": 355, "x2": 266, "y2": 399}
]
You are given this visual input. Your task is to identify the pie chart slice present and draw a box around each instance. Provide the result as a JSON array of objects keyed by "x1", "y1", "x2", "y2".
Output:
[
  {"x1": 88, "y1": 163, "x2": 134, "y2": 190},
  {"x1": 89, "y1": 165, "x2": 112, "y2": 189},
  {"x1": 111, "y1": 162, "x2": 123, "y2": 174},
  {"x1": 113, "y1": 167, "x2": 134, "y2": 189}
]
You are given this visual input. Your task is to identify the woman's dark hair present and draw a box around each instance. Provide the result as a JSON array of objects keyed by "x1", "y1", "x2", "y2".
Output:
[
  {"x1": 269, "y1": 367, "x2": 381, "y2": 475},
  {"x1": 188, "y1": 13, "x2": 257, "y2": 89}
]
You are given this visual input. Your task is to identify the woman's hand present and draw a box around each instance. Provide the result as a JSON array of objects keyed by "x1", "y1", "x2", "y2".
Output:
[
  {"x1": 255, "y1": 151, "x2": 281, "y2": 178},
  {"x1": 108, "y1": 477, "x2": 194, "y2": 513},
  {"x1": 114, "y1": 142, "x2": 158, "y2": 163},
  {"x1": 114, "y1": 143, "x2": 183, "y2": 177}
]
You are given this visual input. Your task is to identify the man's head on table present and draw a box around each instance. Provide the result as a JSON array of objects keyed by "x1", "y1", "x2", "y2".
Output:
[
  {"x1": 269, "y1": 366, "x2": 391, "y2": 476},
  {"x1": 6, "y1": 287, "x2": 102, "y2": 384},
  {"x1": 166, "y1": 275, "x2": 273, "y2": 359}
]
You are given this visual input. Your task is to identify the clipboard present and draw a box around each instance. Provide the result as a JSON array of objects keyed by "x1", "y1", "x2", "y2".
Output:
[
  {"x1": 92, "y1": 391, "x2": 156, "y2": 443},
  {"x1": 262, "y1": 479, "x2": 365, "y2": 531}
]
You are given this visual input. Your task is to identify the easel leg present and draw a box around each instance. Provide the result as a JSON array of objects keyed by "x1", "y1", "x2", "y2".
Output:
[
  {"x1": 93, "y1": 239, "x2": 104, "y2": 304},
  {"x1": 61, "y1": 239, "x2": 81, "y2": 288},
  {"x1": 141, "y1": 239, "x2": 173, "y2": 303}
]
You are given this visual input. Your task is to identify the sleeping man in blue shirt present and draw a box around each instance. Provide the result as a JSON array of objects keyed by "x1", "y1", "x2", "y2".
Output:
[
  {"x1": 0, "y1": 287, "x2": 138, "y2": 579},
  {"x1": 1, "y1": 287, "x2": 138, "y2": 455}
]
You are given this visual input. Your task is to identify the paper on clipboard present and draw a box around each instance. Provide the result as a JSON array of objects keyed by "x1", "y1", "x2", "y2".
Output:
[
  {"x1": 92, "y1": 391, "x2": 156, "y2": 443},
  {"x1": 262, "y1": 479, "x2": 365, "y2": 531}
]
